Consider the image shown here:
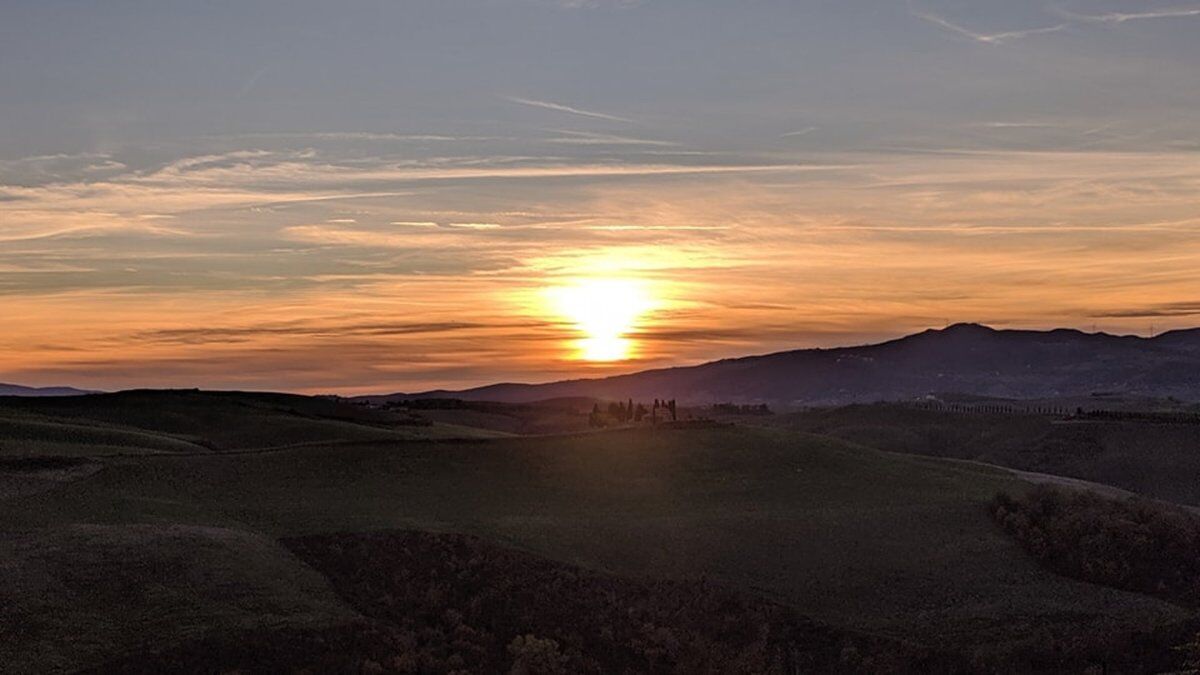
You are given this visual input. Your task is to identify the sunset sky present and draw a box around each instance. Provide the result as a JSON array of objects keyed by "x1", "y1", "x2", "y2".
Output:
[{"x1": 3, "y1": 0, "x2": 1200, "y2": 393}]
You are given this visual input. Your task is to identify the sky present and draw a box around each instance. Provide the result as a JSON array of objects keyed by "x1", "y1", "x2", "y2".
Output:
[{"x1": 3, "y1": 0, "x2": 1200, "y2": 393}]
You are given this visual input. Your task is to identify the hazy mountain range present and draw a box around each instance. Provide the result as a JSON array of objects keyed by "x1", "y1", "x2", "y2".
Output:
[
  {"x1": 364, "y1": 323, "x2": 1200, "y2": 407},
  {"x1": 8, "y1": 324, "x2": 1200, "y2": 406},
  {"x1": 0, "y1": 383, "x2": 96, "y2": 397}
]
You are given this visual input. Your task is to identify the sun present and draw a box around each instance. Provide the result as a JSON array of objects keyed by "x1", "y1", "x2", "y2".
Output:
[{"x1": 548, "y1": 278, "x2": 655, "y2": 362}]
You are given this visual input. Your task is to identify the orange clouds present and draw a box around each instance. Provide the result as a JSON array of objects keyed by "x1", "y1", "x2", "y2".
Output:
[{"x1": 3, "y1": 147, "x2": 1200, "y2": 392}]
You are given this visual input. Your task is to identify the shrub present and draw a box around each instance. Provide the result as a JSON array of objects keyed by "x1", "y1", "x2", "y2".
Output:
[
  {"x1": 991, "y1": 486, "x2": 1200, "y2": 607},
  {"x1": 507, "y1": 634, "x2": 567, "y2": 675}
]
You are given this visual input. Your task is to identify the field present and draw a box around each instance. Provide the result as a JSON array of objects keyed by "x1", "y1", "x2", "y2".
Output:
[
  {"x1": 2, "y1": 524, "x2": 360, "y2": 673},
  {"x1": 89, "y1": 530, "x2": 971, "y2": 674},
  {"x1": 2, "y1": 392, "x2": 1198, "y2": 672},
  {"x1": 762, "y1": 403, "x2": 1200, "y2": 506}
]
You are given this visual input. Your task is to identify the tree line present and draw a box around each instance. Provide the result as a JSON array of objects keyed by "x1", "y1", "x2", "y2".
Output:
[
  {"x1": 909, "y1": 400, "x2": 1200, "y2": 423},
  {"x1": 711, "y1": 403, "x2": 772, "y2": 415},
  {"x1": 589, "y1": 398, "x2": 677, "y2": 428}
]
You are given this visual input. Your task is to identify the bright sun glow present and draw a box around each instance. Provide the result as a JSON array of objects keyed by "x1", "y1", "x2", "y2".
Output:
[{"x1": 548, "y1": 278, "x2": 656, "y2": 361}]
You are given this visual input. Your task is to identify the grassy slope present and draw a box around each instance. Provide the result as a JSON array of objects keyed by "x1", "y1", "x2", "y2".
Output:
[
  {"x1": 3, "y1": 426, "x2": 1186, "y2": 658},
  {"x1": 766, "y1": 405, "x2": 1200, "y2": 506},
  {"x1": 379, "y1": 397, "x2": 599, "y2": 435},
  {"x1": 1, "y1": 524, "x2": 360, "y2": 673},
  {"x1": 413, "y1": 406, "x2": 591, "y2": 435},
  {"x1": 0, "y1": 415, "x2": 209, "y2": 456},
  {"x1": 0, "y1": 390, "x2": 503, "y2": 457}
]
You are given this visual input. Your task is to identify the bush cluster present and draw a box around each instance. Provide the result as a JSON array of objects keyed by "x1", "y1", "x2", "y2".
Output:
[
  {"x1": 991, "y1": 485, "x2": 1200, "y2": 672},
  {"x1": 991, "y1": 486, "x2": 1200, "y2": 607}
]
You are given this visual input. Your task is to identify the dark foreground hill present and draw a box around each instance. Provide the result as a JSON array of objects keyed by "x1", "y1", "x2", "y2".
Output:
[
  {"x1": 5, "y1": 417, "x2": 1194, "y2": 671},
  {"x1": 78, "y1": 529, "x2": 964, "y2": 674},
  {"x1": 368, "y1": 323, "x2": 1200, "y2": 406},
  {"x1": 6, "y1": 390, "x2": 1200, "y2": 670}
]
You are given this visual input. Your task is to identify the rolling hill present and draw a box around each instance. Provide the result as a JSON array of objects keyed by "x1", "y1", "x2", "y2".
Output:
[
  {"x1": 0, "y1": 389, "x2": 503, "y2": 457},
  {"x1": 5, "y1": 389, "x2": 1200, "y2": 670},
  {"x1": 367, "y1": 323, "x2": 1200, "y2": 406},
  {"x1": 4, "y1": 425, "x2": 1190, "y2": 671},
  {"x1": 762, "y1": 403, "x2": 1200, "y2": 507}
]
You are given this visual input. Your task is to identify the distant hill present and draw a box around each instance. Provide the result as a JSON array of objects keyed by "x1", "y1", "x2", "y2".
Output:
[
  {"x1": 369, "y1": 323, "x2": 1200, "y2": 406},
  {"x1": 0, "y1": 389, "x2": 502, "y2": 457},
  {"x1": 0, "y1": 383, "x2": 96, "y2": 397}
]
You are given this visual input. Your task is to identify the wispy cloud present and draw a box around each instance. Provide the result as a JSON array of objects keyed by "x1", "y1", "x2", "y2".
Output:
[
  {"x1": 544, "y1": 129, "x2": 675, "y2": 146},
  {"x1": 0, "y1": 148, "x2": 851, "y2": 243},
  {"x1": 913, "y1": 11, "x2": 1067, "y2": 44},
  {"x1": 506, "y1": 96, "x2": 635, "y2": 123},
  {"x1": 238, "y1": 65, "x2": 272, "y2": 96},
  {"x1": 908, "y1": 1, "x2": 1066, "y2": 44},
  {"x1": 1091, "y1": 301, "x2": 1200, "y2": 319},
  {"x1": 913, "y1": 1, "x2": 1200, "y2": 45},
  {"x1": 537, "y1": 0, "x2": 644, "y2": 8},
  {"x1": 213, "y1": 131, "x2": 505, "y2": 143},
  {"x1": 130, "y1": 319, "x2": 506, "y2": 345},
  {"x1": 970, "y1": 121, "x2": 1063, "y2": 129},
  {"x1": 1054, "y1": 5, "x2": 1200, "y2": 24},
  {"x1": 781, "y1": 127, "x2": 818, "y2": 138}
]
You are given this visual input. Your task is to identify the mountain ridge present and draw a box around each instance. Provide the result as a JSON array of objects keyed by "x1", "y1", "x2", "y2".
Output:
[
  {"x1": 359, "y1": 323, "x2": 1200, "y2": 406},
  {"x1": 0, "y1": 383, "x2": 97, "y2": 397}
]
